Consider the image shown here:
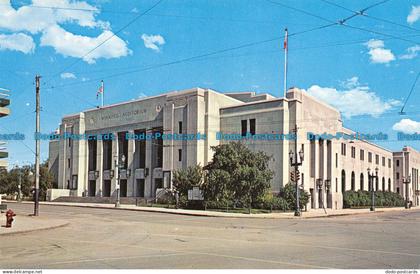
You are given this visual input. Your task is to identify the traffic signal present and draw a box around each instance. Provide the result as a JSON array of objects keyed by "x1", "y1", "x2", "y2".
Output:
[{"x1": 290, "y1": 170, "x2": 300, "y2": 182}]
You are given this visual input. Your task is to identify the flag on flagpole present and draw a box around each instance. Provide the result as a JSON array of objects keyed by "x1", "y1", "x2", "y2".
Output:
[
  {"x1": 96, "y1": 80, "x2": 104, "y2": 99},
  {"x1": 283, "y1": 28, "x2": 288, "y2": 50}
]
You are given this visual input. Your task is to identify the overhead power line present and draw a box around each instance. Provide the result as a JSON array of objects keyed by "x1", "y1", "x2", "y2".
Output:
[
  {"x1": 266, "y1": 0, "x2": 420, "y2": 45},
  {"x1": 49, "y1": 0, "x2": 165, "y2": 80},
  {"x1": 400, "y1": 72, "x2": 420, "y2": 115},
  {"x1": 320, "y1": 0, "x2": 420, "y2": 33},
  {"x1": 49, "y1": 23, "x2": 338, "y2": 90}
]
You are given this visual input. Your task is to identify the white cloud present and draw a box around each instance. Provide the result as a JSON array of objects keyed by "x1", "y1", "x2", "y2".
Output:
[
  {"x1": 60, "y1": 72, "x2": 76, "y2": 79},
  {"x1": 341, "y1": 76, "x2": 359, "y2": 89},
  {"x1": 365, "y1": 39, "x2": 395, "y2": 64},
  {"x1": 305, "y1": 77, "x2": 401, "y2": 118},
  {"x1": 400, "y1": 45, "x2": 420, "y2": 60},
  {"x1": 40, "y1": 25, "x2": 131, "y2": 64},
  {"x1": 0, "y1": 0, "x2": 100, "y2": 34},
  {"x1": 138, "y1": 92, "x2": 147, "y2": 98},
  {"x1": 407, "y1": 5, "x2": 420, "y2": 24},
  {"x1": 0, "y1": 0, "x2": 130, "y2": 62},
  {"x1": 141, "y1": 34, "x2": 165, "y2": 52},
  {"x1": 392, "y1": 119, "x2": 420, "y2": 134},
  {"x1": 0, "y1": 33, "x2": 35, "y2": 54}
]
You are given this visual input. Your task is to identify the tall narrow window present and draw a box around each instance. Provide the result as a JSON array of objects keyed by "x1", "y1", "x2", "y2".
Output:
[
  {"x1": 178, "y1": 121, "x2": 183, "y2": 134},
  {"x1": 241, "y1": 120, "x2": 247, "y2": 137},
  {"x1": 335, "y1": 153, "x2": 338, "y2": 168},
  {"x1": 178, "y1": 149, "x2": 182, "y2": 162},
  {"x1": 249, "y1": 119, "x2": 256, "y2": 135}
]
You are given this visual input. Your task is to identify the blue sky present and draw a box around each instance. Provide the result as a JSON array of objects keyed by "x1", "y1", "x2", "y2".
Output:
[{"x1": 0, "y1": 0, "x2": 419, "y2": 166}]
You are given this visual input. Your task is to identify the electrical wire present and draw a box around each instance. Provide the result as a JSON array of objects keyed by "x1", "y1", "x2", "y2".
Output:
[
  {"x1": 48, "y1": 0, "x2": 165, "y2": 81},
  {"x1": 400, "y1": 72, "x2": 420, "y2": 115},
  {"x1": 320, "y1": 0, "x2": 420, "y2": 33}
]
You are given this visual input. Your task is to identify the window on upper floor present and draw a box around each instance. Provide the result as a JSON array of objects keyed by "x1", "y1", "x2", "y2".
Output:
[
  {"x1": 250, "y1": 119, "x2": 256, "y2": 135},
  {"x1": 351, "y1": 146, "x2": 356, "y2": 158},
  {"x1": 341, "y1": 143, "x2": 346, "y2": 156},
  {"x1": 368, "y1": 152, "x2": 372, "y2": 163},
  {"x1": 178, "y1": 121, "x2": 183, "y2": 134},
  {"x1": 241, "y1": 120, "x2": 247, "y2": 137}
]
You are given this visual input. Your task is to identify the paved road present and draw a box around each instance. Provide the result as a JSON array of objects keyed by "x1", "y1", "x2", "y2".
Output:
[{"x1": 1, "y1": 203, "x2": 419, "y2": 269}]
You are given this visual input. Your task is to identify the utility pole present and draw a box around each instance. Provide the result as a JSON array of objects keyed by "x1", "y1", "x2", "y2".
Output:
[
  {"x1": 294, "y1": 124, "x2": 299, "y2": 216},
  {"x1": 283, "y1": 28, "x2": 288, "y2": 97},
  {"x1": 34, "y1": 75, "x2": 41, "y2": 216},
  {"x1": 289, "y1": 124, "x2": 303, "y2": 217}
]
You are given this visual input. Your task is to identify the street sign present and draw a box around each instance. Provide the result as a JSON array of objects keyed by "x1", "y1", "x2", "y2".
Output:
[{"x1": 188, "y1": 187, "x2": 204, "y2": 201}]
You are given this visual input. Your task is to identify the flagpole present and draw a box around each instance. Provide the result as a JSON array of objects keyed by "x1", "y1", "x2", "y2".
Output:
[
  {"x1": 283, "y1": 28, "x2": 288, "y2": 98},
  {"x1": 101, "y1": 80, "x2": 104, "y2": 107}
]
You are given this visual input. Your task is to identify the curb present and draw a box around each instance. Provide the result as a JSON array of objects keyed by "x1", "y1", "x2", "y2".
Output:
[
  {"x1": 6, "y1": 200, "x2": 416, "y2": 219},
  {"x1": 0, "y1": 221, "x2": 69, "y2": 237}
]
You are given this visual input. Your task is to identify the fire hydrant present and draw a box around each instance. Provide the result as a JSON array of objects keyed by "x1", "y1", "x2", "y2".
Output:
[{"x1": 5, "y1": 209, "x2": 16, "y2": 228}]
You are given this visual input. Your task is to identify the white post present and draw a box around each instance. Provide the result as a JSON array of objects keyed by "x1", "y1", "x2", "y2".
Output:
[
  {"x1": 101, "y1": 80, "x2": 104, "y2": 107},
  {"x1": 283, "y1": 28, "x2": 288, "y2": 98}
]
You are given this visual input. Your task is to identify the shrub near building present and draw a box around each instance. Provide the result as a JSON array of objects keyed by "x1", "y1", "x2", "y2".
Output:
[{"x1": 343, "y1": 190, "x2": 405, "y2": 208}]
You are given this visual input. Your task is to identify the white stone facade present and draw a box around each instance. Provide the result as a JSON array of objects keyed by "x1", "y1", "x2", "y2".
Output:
[{"x1": 48, "y1": 87, "x2": 414, "y2": 209}]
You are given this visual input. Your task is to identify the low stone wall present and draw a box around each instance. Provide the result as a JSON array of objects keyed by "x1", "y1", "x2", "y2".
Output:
[
  {"x1": 52, "y1": 196, "x2": 147, "y2": 205},
  {"x1": 46, "y1": 189, "x2": 71, "y2": 201}
]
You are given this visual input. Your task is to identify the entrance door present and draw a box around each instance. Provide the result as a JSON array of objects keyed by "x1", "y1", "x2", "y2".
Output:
[
  {"x1": 120, "y1": 179, "x2": 127, "y2": 197},
  {"x1": 136, "y1": 179, "x2": 145, "y2": 197},
  {"x1": 155, "y1": 178, "x2": 163, "y2": 191},
  {"x1": 103, "y1": 180, "x2": 111, "y2": 197},
  {"x1": 310, "y1": 188, "x2": 315, "y2": 209},
  {"x1": 318, "y1": 188, "x2": 323, "y2": 208},
  {"x1": 88, "y1": 180, "x2": 96, "y2": 197}
]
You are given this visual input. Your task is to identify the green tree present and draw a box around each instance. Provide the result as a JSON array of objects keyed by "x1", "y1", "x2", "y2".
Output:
[
  {"x1": 172, "y1": 164, "x2": 203, "y2": 198},
  {"x1": 280, "y1": 183, "x2": 310, "y2": 210},
  {"x1": 0, "y1": 161, "x2": 53, "y2": 201},
  {"x1": 203, "y1": 142, "x2": 274, "y2": 210},
  {"x1": 39, "y1": 161, "x2": 54, "y2": 200}
]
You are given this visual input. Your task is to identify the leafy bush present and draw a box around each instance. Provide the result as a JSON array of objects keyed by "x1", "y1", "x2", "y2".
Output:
[
  {"x1": 279, "y1": 183, "x2": 310, "y2": 210},
  {"x1": 343, "y1": 190, "x2": 405, "y2": 208},
  {"x1": 203, "y1": 142, "x2": 274, "y2": 208}
]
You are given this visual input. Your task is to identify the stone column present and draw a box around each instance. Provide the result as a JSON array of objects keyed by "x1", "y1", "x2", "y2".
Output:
[
  {"x1": 144, "y1": 133, "x2": 153, "y2": 198},
  {"x1": 313, "y1": 140, "x2": 319, "y2": 209},
  {"x1": 126, "y1": 130, "x2": 135, "y2": 196},
  {"x1": 96, "y1": 139, "x2": 103, "y2": 197},
  {"x1": 111, "y1": 132, "x2": 118, "y2": 197}
]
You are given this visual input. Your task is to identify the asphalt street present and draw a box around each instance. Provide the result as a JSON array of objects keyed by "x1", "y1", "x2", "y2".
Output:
[{"x1": 1, "y1": 203, "x2": 419, "y2": 269}]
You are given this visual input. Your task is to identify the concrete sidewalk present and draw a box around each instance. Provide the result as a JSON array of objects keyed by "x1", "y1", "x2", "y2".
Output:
[
  {"x1": 0, "y1": 211, "x2": 69, "y2": 236},
  {"x1": 7, "y1": 200, "x2": 418, "y2": 219}
]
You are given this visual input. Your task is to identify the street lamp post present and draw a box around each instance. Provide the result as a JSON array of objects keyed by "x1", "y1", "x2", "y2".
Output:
[
  {"x1": 115, "y1": 154, "x2": 126, "y2": 208},
  {"x1": 289, "y1": 148, "x2": 304, "y2": 217},
  {"x1": 367, "y1": 167, "x2": 379, "y2": 212},
  {"x1": 403, "y1": 175, "x2": 411, "y2": 209}
]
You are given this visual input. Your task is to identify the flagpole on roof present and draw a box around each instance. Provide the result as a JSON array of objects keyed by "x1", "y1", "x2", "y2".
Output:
[
  {"x1": 283, "y1": 28, "x2": 288, "y2": 98},
  {"x1": 101, "y1": 80, "x2": 104, "y2": 107}
]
